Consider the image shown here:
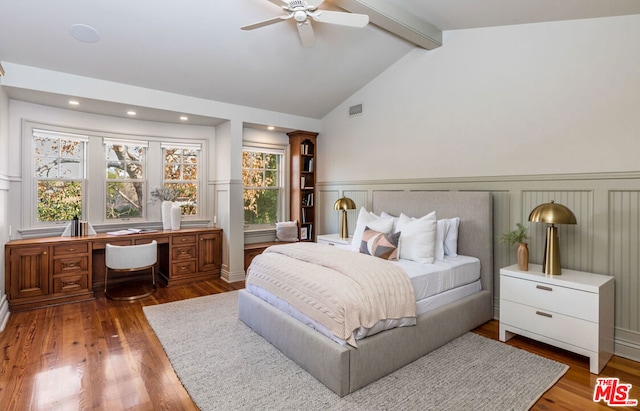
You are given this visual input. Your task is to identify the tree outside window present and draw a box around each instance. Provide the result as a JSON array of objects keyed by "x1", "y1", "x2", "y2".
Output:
[
  {"x1": 163, "y1": 145, "x2": 200, "y2": 215},
  {"x1": 105, "y1": 140, "x2": 146, "y2": 219},
  {"x1": 242, "y1": 149, "x2": 283, "y2": 226},
  {"x1": 34, "y1": 130, "x2": 86, "y2": 222}
]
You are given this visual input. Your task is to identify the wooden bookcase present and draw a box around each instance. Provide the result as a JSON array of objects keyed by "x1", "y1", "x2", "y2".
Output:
[{"x1": 288, "y1": 130, "x2": 318, "y2": 242}]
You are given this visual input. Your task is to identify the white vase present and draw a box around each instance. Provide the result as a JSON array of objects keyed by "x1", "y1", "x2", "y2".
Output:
[
  {"x1": 161, "y1": 201, "x2": 173, "y2": 230},
  {"x1": 170, "y1": 205, "x2": 181, "y2": 230}
]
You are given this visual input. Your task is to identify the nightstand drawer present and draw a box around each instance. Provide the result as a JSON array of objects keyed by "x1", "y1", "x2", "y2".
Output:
[
  {"x1": 501, "y1": 275, "x2": 598, "y2": 321},
  {"x1": 501, "y1": 300, "x2": 598, "y2": 351}
]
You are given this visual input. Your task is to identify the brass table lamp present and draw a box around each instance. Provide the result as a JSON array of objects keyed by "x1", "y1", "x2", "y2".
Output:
[
  {"x1": 528, "y1": 201, "x2": 577, "y2": 275},
  {"x1": 334, "y1": 197, "x2": 356, "y2": 239}
]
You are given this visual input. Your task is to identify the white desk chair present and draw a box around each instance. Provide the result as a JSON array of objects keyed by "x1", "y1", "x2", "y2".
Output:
[{"x1": 105, "y1": 240, "x2": 157, "y2": 300}]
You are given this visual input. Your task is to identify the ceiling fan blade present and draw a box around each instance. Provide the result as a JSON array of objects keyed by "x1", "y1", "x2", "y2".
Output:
[
  {"x1": 297, "y1": 21, "x2": 316, "y2": 47},
  {"x1": 241, "y1": 16, "x2": 288, "y2": 31},
  {"x1": 312, "y1": 10, "x2": 369, "y2": 28}
]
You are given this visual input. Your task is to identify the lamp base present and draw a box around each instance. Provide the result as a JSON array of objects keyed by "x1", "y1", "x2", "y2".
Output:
[
  {"x1": 543, "y1": 225, "x2": 562, "y2": 275},
  {"x1": 339, "y1": 211, "x2": 349, "y2": 239}
]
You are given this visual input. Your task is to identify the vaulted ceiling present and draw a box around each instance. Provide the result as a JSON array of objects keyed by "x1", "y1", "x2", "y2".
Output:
[{"x1": 2, "y1": 0, "x2": 640, "y2": 122}]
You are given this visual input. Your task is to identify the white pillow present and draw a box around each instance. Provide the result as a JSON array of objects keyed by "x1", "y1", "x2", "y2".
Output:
[
  {"x1": 275, "y1": 220, "x2": 299, "y2": 242},
  {"x1": 351, "y1": 207, "x2": 395, "y2": 250},
  {"x1": 435, "y1": 219, "x2": 447, "y2": 260},
  {"x1": 380, "y1": 211, "x2": 399, "y2": 232},
  {"x1": 443, "y1": 217, "x2": 460, "y2": 256},
  {"x1": 395, "y1": 211, "x2": 437, "y2": 263}
]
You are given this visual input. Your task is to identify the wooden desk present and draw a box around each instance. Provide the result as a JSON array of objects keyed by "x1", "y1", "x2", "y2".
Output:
[{"x1": 5, "y1": 227, "x2": 222, "y2": 311}]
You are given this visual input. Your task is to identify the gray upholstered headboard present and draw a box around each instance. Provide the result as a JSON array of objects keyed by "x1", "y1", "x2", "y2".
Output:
[{"x1": 372, "y1": 191, "x2": 493, "y2": 298}]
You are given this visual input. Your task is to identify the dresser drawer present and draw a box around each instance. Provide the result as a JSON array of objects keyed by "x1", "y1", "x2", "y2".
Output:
[
  {"x1": 53, "y1": 243, "x2": 88, "y2": 256},
  {"x1": 172, "y1": 261, "x2": 197, "y2": 276},
  {"x1": 172, "y1": 235, "x2": 196, "y2": 245},
  {"x1": 501, "y1": 300, "x2": 598, "y2": 351},
  {"x1": 53, "y1": 256, "x2": 89, "y2": 275},
  {"x1": 53, "y1": 274, "x2": 89, "y2": 294},
  {"x1": 501, "y1": 275, "x2": 599, "y2": 321},
  {"x1": 172, "y1": 245, "x2": 196, "y2": 260}
]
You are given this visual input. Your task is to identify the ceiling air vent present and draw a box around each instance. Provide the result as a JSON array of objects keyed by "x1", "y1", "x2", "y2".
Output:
[{"x1": 348, "y1": 103, "x2": 363, "y2": 117}]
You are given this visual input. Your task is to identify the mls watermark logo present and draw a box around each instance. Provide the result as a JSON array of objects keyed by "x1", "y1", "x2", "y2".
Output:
[{"x1": 593, "y1": 377, "x2": 638, "y2": 406}]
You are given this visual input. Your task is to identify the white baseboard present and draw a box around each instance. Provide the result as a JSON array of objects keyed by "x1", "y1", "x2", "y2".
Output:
[{"x1": 222, "y1": 268, "x2": 246, "y2": 283}]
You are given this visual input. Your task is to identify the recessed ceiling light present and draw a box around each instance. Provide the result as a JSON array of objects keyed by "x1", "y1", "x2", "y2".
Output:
[
  {"x1": 70, "y1": 24, "x2": 100, "y2": 43},
  {"x1": 127, "y1": 111, "x2": 136, "y2": 116},
  {"x1": 267, "y1": 126, "x2": 275, "y2": 131},
  {"x1": 180, "y1": 116, "x2": 188, "y2": 121},
  {"x1": 68, "y1": 100, "x2": 80, "y2": 106}
]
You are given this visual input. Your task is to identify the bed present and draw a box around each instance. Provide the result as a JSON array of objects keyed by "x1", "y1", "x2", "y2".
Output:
[{"x1": 238, "y1": 191, "x2": 493, "y2": 397}]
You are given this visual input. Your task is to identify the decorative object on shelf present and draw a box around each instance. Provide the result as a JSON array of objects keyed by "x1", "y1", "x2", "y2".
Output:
[
  {"x1": 170, "y1": 204, "x2": 181, "y2": 230},
  {"x1": 334, "y1": 197, "x2": 356, "y2": 239},
  {"x1": 529, "y1": 200, "x2": 577, "y2": 275},
  {"x1": 61, "y1": 219, "x2": 95, "y2": 237},
  {"x1": 517, "y1": 243, "x2": 529, "y2": 271},
  {"x1": 151, "y1": 187, "x2": 177, "y2": 230},
  {"x1": 499, "y1": 223, "x2": 529, "y2": 271}
]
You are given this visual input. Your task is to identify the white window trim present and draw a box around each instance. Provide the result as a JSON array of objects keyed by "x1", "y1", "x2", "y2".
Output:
[
  {"x1": 162, "y1": 143, "x2": 202, "y2": 219},
  {"x1": 242, "y1": 143, "x2": 288, "y2": 231},
  {"x1": 20, "y1": 120, "x2": 209, "y2": 235}
]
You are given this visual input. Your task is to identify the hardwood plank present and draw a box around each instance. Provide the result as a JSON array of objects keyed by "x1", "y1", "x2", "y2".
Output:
[
  {"x1": 473, "y1": 321, "x2": 640, "y2": 411},
  {"x1": 1, "y1": 279, "x2": 638, "y2": 410}
]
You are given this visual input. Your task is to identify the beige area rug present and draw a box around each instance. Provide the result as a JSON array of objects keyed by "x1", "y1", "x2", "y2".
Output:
[{"x1": 144, "y1": 291, "x2": 568, "y2": 410}]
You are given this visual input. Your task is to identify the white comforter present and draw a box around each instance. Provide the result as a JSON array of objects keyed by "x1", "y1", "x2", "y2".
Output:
[{"x1": 246, "y1": 242, "x2": 416, "y2": 347}]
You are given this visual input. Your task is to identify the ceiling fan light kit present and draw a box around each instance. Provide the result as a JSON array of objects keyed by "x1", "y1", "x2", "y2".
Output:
[{"x1": 241, "y1": 0, "x2": 369, "y2": 47}]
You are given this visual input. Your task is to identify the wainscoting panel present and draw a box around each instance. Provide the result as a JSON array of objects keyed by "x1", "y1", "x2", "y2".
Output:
[
  {"x1": 318, "y1": 172, "x2": 640, "y2": 362},
  {"x1": 608, "y1": 190, "x2": 640, "y2": 334}
]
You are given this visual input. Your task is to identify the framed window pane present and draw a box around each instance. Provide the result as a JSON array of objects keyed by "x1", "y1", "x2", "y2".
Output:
[
  {"x1": 33, "y1": 130, "x2": 86, "y2": 223},
  {"x1": 37, "y1": 180, "x2": 83, "y2": 221},
  {"x1": 242, "y1": 148, "x2": 284, "y2": 227},
  {"x1": 243, "y1": 188, "x2": 279, "y2": 224},
  {"x1": 105, "y1": 142, "x2": 146, "y2": 220},
  {"x1": 163, "y1": 145, "x2": 200, "y2": 216},
  {"x1": 106, "y1": 182, "x2": 144, "y2": 219}
]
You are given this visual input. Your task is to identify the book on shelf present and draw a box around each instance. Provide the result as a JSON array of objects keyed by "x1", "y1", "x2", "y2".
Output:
[
  {"x1": 301, "y1": 192, "x2": 314, "y2": 206},
  {"x1": 303, "y1": 157, "x2": 314, "y2": 172},
  {"x1": 300, "y1": 142, "x2": 313, "y2": 156}
]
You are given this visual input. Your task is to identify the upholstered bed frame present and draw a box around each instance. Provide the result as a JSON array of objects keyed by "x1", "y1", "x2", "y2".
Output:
[{"x1": 238, "y1": 191, "x2": 493, "y2": 397}]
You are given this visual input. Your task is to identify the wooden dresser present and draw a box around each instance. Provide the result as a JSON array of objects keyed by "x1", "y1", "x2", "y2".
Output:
[{"x1": 5, "y1": 227, "x2": 222, "y2": 311}]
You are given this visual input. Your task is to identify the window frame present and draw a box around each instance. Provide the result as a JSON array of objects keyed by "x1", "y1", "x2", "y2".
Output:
[
  {"x1": 30, "y1": 126, "x2": 89, "y2": 227},
  {"x1": 104, "y1": 138, "x2": 149, "y2": 221},
  {"x1": 21, "y1": 120, "x2": 209, "y2": 234},
  {"x1": 242, "y1": 144, "x2": 287, "y2": 231},
  {"x1": 161, "y1": 142, "x2": 202, "y2": 218}
]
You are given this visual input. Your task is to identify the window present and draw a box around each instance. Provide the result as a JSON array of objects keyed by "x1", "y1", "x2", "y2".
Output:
[
  {"x1": 242, "y1": 147, "x2": 285, "y2": 228},
  {"x1": 33, "y1": 129, "x2": 87, "y2": 223},
  {"x1": 162, "y1": 143, "x2": 200, "y2": 215},
  {"x1": 105, "y1": 139, "x2": 147, "y2": 219}
]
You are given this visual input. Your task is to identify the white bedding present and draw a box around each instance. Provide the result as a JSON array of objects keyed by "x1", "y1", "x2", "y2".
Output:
[{"x1": 246, "y1": 254, "x2": 481, "y2": 345}]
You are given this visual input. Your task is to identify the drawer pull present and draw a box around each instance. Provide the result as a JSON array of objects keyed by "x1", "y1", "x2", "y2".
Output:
[
  {"x1": 536, "y1": 311, "x2": 553, "y2": 318},
  {"x1": 536, "y1": 285, "x2": 553, "y2": 292}
]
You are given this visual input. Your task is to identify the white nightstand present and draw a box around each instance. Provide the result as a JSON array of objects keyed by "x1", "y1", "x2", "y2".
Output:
[
  {"x1": 316, "y1": 234, "x2": 352, "y2": 247},
  {"x1": 499, "y1": 264, "x2": 614, "y2": 374}
]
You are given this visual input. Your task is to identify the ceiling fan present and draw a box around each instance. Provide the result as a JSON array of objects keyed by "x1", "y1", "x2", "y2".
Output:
[{"x1": 241, "y1": 0, "x2": 369, "y2": 47}]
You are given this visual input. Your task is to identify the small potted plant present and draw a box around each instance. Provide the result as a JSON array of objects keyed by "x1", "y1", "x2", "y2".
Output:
[{"x1": 500, "y1": 223, "x2": 529, "y2": 271}]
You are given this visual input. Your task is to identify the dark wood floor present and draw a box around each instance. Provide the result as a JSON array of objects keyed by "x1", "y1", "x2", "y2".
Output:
[{"x1": 0, "y1": 280, "x2": 638, "y2": 410}]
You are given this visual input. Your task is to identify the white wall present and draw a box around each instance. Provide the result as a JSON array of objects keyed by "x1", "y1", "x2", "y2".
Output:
[
  {"x1": 320, "y1": 15, "x2": 640, "y2": 182},
  {"x1": 0, "y1": 85, "x2": 10, "y2": 330}
]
